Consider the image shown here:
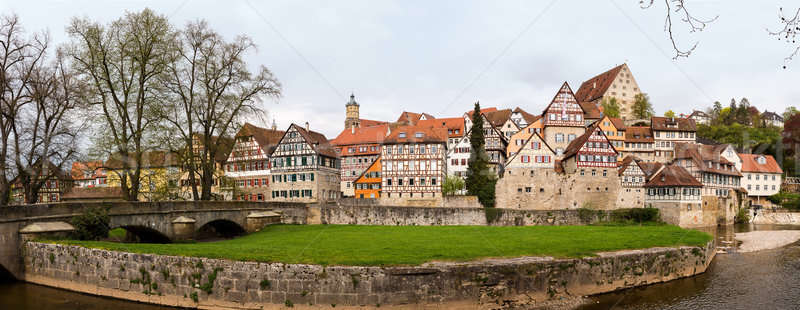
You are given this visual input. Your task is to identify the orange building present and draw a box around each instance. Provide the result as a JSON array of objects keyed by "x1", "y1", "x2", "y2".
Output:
[{"x1": 354, "y1": 157, "x2": 382, "y2": 199}]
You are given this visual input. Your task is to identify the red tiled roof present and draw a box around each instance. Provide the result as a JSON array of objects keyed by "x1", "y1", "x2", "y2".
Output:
[
  {"x1": 396, "y1": 111, "x2": 435, "y2": 125},
  {"x1": 651, "y1": 116, "x2": 697, "y2": 132},
  {"x1": 625, "y1": 126, "x2": 654, "y2": 143},
  {"x1": 673, "y1": 143, "x2": 741, "y2": 176},
  {"x1": 617, "y1": 155, "x2": 641, "y2": 176},
  {"x1": 609, "y1": 117, "x2": 626, "y2": 130},
  {"x1": 384, "y1": 124, "x2": 448, "y2": 144},
  {"x1": 331, "y1": 124, "x2": 389, "y2": 147},
  {"x1": 359, "y1": 119, "x2": 388, "y2": 127},
  {"x1": 738, "y1": 154, "x2": 783, "y2": 174},
  {"x1": 575, "y1": 64, "x2": 624, "y2": 103},
  {"x1": 418, "y1": 117, "x2": 465, "y2": 138},
  {"x1": 513, "y1": 107, "x2": 540, "y2": 125},
  {"x1": 644, "y1": 164, "x2": 703, "y2": 187},
  {"x1": 465, "y1": 107, "x2": 498, "y2": 117}
]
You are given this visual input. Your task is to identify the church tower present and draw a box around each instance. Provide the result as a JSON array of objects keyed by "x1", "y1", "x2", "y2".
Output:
[{"x1": 344, "y1": 93, "x2": 360, "y2": 129}]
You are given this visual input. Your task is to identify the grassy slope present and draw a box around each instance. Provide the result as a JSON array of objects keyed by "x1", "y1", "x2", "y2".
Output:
[{"x1": 53, "y1": 224, "x2": 711, "y2": 266}]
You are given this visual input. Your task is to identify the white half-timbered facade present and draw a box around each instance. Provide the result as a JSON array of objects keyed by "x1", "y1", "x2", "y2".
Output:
[
  {"x1": 269, "y1": 123, "x2": 340, "y2": 202},
  {"x1": 503, "y1": 132, "x2": 555, "y2": 176},
  {"x1": 541, "y1": 82, "x2": 587, "y2": 157},
  {"x1": 380, "y1": 125, "x2": 447, "y2": 200}
]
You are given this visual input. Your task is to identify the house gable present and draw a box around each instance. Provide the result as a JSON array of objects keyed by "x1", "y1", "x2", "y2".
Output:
[{"x1": 541, "y1": 82, "x2": 586, "y2": 128}]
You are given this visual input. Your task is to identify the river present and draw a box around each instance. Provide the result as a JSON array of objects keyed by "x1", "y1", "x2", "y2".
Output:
[{"x1": 1, "y1": 225, "x2": 799, "y2": 310}]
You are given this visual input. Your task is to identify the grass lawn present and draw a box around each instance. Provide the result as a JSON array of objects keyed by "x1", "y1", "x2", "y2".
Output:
[{"x1": 51, "y1": 224, "x2": 712, "y2": 266}]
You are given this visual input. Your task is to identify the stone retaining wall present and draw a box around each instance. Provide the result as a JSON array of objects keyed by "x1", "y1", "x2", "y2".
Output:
[
  {"x1": 751, "y1": 211, "x2": 800, "y2": 225},
  {"x1": 317, "y1": 204, "x2": 603, "y2": 226},
  {"x1": 23, "y1": 241, "x2": 715, "y2": 309}
]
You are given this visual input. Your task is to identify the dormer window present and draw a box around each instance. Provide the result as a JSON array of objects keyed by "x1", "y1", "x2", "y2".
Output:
[
  {"x1": 757, "y1": 156, "x2": 766, "y2": 164},
  {"x1": 399, "y1": 132, "x2": 406, "y2": 138},
  {"x1": 415, "y1": 132, "x2": 424, "y2": 138}
]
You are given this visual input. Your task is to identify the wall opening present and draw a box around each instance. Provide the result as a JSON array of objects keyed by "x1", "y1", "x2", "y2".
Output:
[
  {"x1": 118, "y1": 226, "x2": 171, "y2": 243},
  {"x1": 0, "y1": 264, "x2": 15, "y2": 282},
  {"x1": 196, "y1": 220, "x2": 245, "y2": 240}
]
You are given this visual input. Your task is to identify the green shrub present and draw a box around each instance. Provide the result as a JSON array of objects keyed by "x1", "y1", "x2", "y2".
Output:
[
  {"x1": 577, "y1": 208, "x2": 604, "y2": 223},
  {"x1": 70, "y1": 207, "x2": 110, "y2": 241},
  {"x1": 735, "y1": 207, "x2": 751, "y2": 224},
  {"x1": 609, "y1": 208, "x2": 661, "y2": 224},
  {"x1": 484, "y1": 207, "x2": 502, "y2": 223}
]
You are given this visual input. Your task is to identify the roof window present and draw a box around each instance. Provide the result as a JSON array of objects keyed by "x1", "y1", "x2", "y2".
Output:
[{"x1": 398, "y1": 132, "x2": 406, "y2": 138}]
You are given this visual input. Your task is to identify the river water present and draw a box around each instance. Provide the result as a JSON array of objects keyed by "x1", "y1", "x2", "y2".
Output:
[{"x1": 1, "y1": 225, "x2": 799, "y2": 310}]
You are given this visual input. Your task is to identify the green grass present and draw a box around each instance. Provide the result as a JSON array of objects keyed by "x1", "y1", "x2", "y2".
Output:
[
  {"x1": 108, "y1": 228, "x2": 127, "y2": 240},
  {"x1": 49, "y1": 224, "x2": 712, "y2": 266}
]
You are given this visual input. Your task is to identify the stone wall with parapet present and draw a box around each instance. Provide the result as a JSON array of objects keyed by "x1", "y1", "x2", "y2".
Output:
[
  {"x1": 23, "y1": 241, "x2": 715, "y2": 308},
  {"x1": 494, "y1": 172, "x2": 623, "y2": 211},
  {"x1": 317, "y1": 204, "x2": 607, "y2": 226}
]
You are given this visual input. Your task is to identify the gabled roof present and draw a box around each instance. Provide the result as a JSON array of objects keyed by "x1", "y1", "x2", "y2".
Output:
[
  {"x1": 761, "y1": 111, "x2": 784, "y2": 121},
  {"x1": 600, "y1": 115, "x2": 626, "y2": 130},
  {"x1": 575, "y1": 64, "x2": 625, "y2": 103},
  {"x1": 562, "y1": 122, "x2": 618, "y2": 160},
  {"x1": 673, "y1": 142, "x2": 741, "y2": 176},
  {"x1": 396, "y1": 111, "x2": 435, "y2": 125},
  {"x1": 291, "y1": 124, "x2": 338, "y2": 158},
  {"x1": 512, "y1": 107, "x2": 540, "y2": 124},
  {"x1": 236, "y1": 123, "x2": 285, "y2": 154},
  {"x1": 483, "y1": 109, "x2": 513, "y2": 128},
  {"x1": 465, "y1": 107, "x2": 498, "y2": 118},
  {"x1": 644, "y1": 164, "x2": 703, "y2": 187},
  {"x1": 418, "y1": 117, "x2": 465, "y2": 138},
  {"x1": 541, "y1": 82, "x2": 587, "y2": 117},
  {"x1": 360, "y1": 119, "x2": 389, "y2": 127},
  {"x1": 192, "y1": 134, "x2": 235, "y2": 162},
  {"x1": 688, "y1": 110, "x2": 709, "y2": 118},
  {"x1": 579, "y1": 102, "x2": 603, "y2": 120},
  {"x1": 651, "y1": 116, "x2": 697, "y2": 132},
  {"x1": 738, "y1": 154, "x2": 783, "y2": 174},
  {"x1": 625, "y1": 126, "x2": 653, "y2": 143},
  {"x1": 505, "y1": 132, "x2": 555, "y2": 165},
  {"x1": 384, "y1": 124, "x2": 448, "y2": 144},
  {"x1": 617, "y1": 156, "x2": 643, "y2": 176},
  {"x1": 331, "y1": 124, "x2": 389, "y2": 147},
  {"x1": 639, "y1": 162, "x2": 664, "y2": 179}
]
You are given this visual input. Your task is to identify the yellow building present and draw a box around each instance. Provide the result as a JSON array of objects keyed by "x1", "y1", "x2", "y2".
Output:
[
  {"x1": 574, "y1": 63, "x2": 643, "y2": 120},
  {"x1": 105, "y1": 151, "x2": 181, "y2": 201},
  {"x1": 597, "y1": 116, "x2": 626, "y2": 161},
  {"x1": 506, "y1": 117, "x2": 543, "y2": 157},
  {"x1": 354, "y1": 157, "x2": 382, "y2": 199}
]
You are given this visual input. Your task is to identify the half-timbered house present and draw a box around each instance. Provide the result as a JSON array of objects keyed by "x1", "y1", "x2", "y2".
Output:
[
  {"x1": 380, "y1": 124, "x2": 447, "y2": 206},
  {"x1": 503, "y1": 132, "x2": 555, "y2": 177},
  {"x1": 223, "y1": 123, "x2": 284, "y2": 201},
  {"x1": 644, "y1": 164, "x2": 704, "y2": 227},
  {"x1": 331, "y1": 124, "x2": 388, "y2": 197},
  {"x1": 269, "y1": 123, "x2": 340, "y2": 202},
  {"x1": 541, "y1": 82, "x2": 588, "y2": 157},
  {"x1": 354, "y1": 157, "x2": 382, "y2": 199},
  {"x1": 560, "y1": 122, "x2": 619, "y2": 175},
  {"x1": 622, "y1": 126, "x2": 655, "y2": 162},
  {"x1": 673, "y1": 142, "x2": 742, "y2": 198}
]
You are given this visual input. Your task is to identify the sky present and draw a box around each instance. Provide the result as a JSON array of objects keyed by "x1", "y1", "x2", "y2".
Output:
[{"x1": 2, "y1": 0, "x2": 799, "y2": 139}]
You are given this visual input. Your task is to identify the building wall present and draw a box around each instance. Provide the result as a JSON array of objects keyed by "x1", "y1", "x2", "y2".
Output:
[
  {"x1": 645, "y1": 187, "x2": 706, "y2": 227},
  {"x1": 107, "y1": 167, "x2": 181, "y2": 202},
  {"x1": 742, "y1": 172, "x2": 781, "y2": 198},
  {"x1": 653, "y1": 130, "x2": 696, "y2": 163},
  {"x1": 542, "y1": 126, "x2": 586, "y2": 157},
  {"x1": 495, "y1": 169, "x2": 622, "y2": 210},
  {"x1": 598, "y1": 64, "x2": 642, "y2": 120},
  {"x1": 339, "y1": 152, "x2": 379, "y2": 196},
  {"x1": 381, "y1": 142, "x2": 446, "y2": 203},
  {"x1": 506, "y1": 123, "x2": 543, "y2": 157},
  {"x1": 597, "y1": 118, "x2": 625, "y2": 156},
  {"x1": 270, "y1": 126, "x2": 341, "y2": 203},
  {"x1": 354, "y1": 158, "x2": 381, "y2": 199},
  {"x1": 446, "y1": 136, "x2": 471, "y2": 178}
]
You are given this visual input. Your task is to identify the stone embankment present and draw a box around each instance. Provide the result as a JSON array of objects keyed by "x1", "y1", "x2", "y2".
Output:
[
  {"x1": 751, "y1": 211, "x2": 800, "y2": 225},
  {"x1": 23, "y1": 241, "x2": 715, "y2": 309}
]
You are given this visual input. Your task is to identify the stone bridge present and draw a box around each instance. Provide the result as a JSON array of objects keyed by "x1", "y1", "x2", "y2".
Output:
[{"x1": 0, "y1": 201, "x2": 312, "y2": 280}]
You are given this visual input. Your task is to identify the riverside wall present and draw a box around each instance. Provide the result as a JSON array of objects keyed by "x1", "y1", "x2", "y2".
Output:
[{"x1": 23, "y1": 241, "x2": 715, "y2": 309}]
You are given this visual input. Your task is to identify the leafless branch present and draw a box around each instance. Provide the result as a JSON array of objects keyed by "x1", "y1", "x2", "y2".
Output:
[
  {"x1": 640, "y1": 0, "x2": 718, "y2": 59},
  {"x1": 767, "y1": 7, "x2": 800, "y2": 68}
]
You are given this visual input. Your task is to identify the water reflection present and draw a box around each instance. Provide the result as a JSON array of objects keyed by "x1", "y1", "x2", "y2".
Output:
[
  {"x1": 0, "y1": 282, "x2": 173, "y2": 310},
  {"x1": 580, "y1": 224, "x2": 800, "y2": 310}
]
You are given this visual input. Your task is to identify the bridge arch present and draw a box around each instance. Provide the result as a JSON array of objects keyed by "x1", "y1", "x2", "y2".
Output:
[
  {"x1": 196, "y1": 219, "x2": 246, "y2": 240},
  {"x1": 115, "y1": 225, "x2": 171, "y2": 243}
]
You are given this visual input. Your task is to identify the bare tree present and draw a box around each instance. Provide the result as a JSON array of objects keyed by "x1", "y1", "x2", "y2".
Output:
[
  {"x1": 640, "y1": 0, "x2": 718, "y2": 60},
  {"x1": 768, "y1": 7, "x2": 800, "y2": 68},
  {"x1": 12, "y1": 51, "x2": 83, "y2": 204},
  {"x1": 0, "y1": 14, "x2": 48, "y2": 206},
  {"x1": 65, "y1": 9, "x2": 176, "y2": 201},
  {"x1": 160, "y1": 20, "x2": 281, "y2": 200}
]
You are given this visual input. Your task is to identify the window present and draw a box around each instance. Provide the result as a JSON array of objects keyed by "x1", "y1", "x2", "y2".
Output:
[
  {"x1": 398, "y1": 132, "x2": 406, "y2": 138},
  {"x1": 555, "y1": 133, "x2": 564, "y2": 142}
]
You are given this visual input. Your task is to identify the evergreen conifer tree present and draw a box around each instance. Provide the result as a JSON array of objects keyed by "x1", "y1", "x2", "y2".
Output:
[{"x1": 465, "y1": 102, "x2": 496, "y2": 208}]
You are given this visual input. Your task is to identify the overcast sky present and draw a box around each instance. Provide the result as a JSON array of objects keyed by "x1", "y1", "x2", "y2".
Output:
[{"x1": 3, "y1": 0, "x2": 799, "y2": 138}]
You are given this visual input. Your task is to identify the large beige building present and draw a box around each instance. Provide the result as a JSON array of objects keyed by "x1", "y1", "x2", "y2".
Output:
[{"x1": 574, "y1": 63, "x2": 643, "y2": 120}]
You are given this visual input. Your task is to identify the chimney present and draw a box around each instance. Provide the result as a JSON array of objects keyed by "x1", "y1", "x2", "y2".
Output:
[
  {"x1": 593, "y1": 82, "x2": 596, "y2": 89},
  {"x1": 305, "y1": 122, "x2": 309, "y2": 132},
  {"x1": 351, "y1": 124, "x2": 355, "y2": 134}
]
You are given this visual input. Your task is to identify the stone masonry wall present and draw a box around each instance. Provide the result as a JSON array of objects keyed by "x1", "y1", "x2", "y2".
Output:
[{"x1": 23, "y1": 241, "x2": 715, "y2": 308}]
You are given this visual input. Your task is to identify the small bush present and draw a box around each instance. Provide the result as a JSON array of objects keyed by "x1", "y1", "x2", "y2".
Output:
[
  {"x1": 735, "y1": 207, "x2": 751, "y2": 224},
  {"x1": 190, "y1": 291, "x2": 198, "y2": 302},
  {"x1": 285, "y1": 299, "x2": 294, "y2": 307},
  {"x1": 577, "y1": 208, "x2": 603, "y2": 223},
  {"x1": 609, "y1": 208, "x2": 661, "y2": 224},
  {"x1": 70, "y1": 207, "x2": 110, "y2": 241},
  {"x1": 484, "y1": 207, "x2": 502, "y2": 223}
]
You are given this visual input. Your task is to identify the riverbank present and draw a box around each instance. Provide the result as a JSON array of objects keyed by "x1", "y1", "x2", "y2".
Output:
[
  {"x1": 736, "y1": 230, "x2": 800, "y2": 252},
  {"x1": 22, "y1": 239, "x2": 716, "y2": 309}
]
